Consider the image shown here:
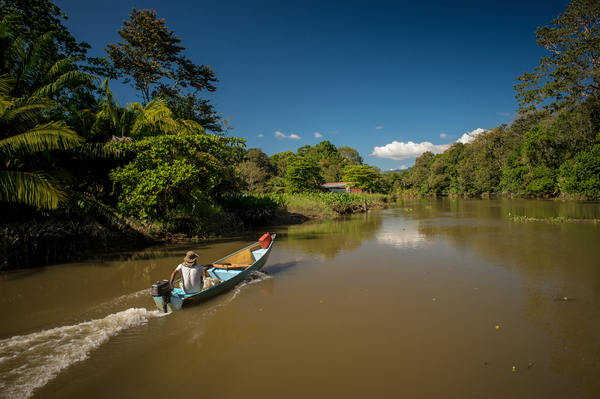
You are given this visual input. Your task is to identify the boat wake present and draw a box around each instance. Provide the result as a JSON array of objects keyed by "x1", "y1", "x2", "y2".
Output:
[
  {"x1": 230, "y1": 271, "x2": 272, "y2": 299},
  {"x1": 0, "y1": 307, "x2": 167, "y2": 399},
  {"x1": 0, "y1": 272, "x2": 272, "y2": 399},
  {"x1": 191, "y1": 271, "x2": 272, "y2": 318}
]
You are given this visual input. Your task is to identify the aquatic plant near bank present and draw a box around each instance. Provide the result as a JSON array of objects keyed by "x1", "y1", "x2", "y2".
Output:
[{"x1": 508, "y1": 213, "x2": 599, "y2": 223}]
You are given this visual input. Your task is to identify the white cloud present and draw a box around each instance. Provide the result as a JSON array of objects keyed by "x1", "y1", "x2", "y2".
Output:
[
  {"x1": 456, "y1": 128, "x2": 486, "y2": 144},
  {"x1": 257, "y1": 134, "x2": 264, "y2": 137},
  {"x1": 275, "y1": 131, "x2": 301, "y2": 140},
  {"x1": 371, "y1": 141, "x2": 449, "y2": 161},
  {"x1": 371, "y1": 128, "x2": 487, "y2": 161},
  {"x1": 314, "y1": 132, "x2": 323, "y2": 138},
  {"x1": 388, "y1": 165, "x2": 409, "y2": 171},
  {"x1": 375, "y1": 126, "x2": 384, "y2": 130},
  {"x1": 440, "y1": 133, "x2": 450, "y2": 139}
]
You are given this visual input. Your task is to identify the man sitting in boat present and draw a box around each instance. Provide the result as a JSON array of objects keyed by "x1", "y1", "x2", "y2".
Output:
[{"x1": 169, "y1": 251, "x2": 204, "y2": 293}]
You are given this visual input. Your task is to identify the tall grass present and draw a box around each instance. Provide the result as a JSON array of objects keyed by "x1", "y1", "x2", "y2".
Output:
[{"x1": 272, "y1": 192, "x2": 391, "y2": 218}]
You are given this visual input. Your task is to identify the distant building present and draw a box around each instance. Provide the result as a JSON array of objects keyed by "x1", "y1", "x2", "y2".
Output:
[{"x1": 322, "y1": 182, "x2": 363, "y2": 194}]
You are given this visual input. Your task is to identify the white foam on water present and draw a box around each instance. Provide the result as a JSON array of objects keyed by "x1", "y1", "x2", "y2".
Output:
[
  {"x1": 228, "y1": 271, "x2": 272, "y2": 299},
  {"x1": 0, "y1": 307, "x2": 167, "y2": 399},
  {"x1": 187, "y1": 271, "x2": 273, "y2": 318}
]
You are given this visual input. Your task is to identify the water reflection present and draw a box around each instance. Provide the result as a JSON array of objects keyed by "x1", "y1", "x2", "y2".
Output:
[{"x1": 283, "y1": 212, "x2": 384, "y2": 258}]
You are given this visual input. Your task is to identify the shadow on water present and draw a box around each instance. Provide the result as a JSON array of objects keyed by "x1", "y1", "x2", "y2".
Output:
[{"x1": 263, "y1": 260, "x2": 304, "y2": 276}]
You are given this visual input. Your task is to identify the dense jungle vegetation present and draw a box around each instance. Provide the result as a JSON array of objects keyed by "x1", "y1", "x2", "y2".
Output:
[{"x1": 0, "y1": 0, "x2": 599, "y2": 269}]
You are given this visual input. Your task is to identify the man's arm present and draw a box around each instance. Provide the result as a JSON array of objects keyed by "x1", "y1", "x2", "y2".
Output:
[{"x1": 169, "y1": 269, "x2": 180, "y2": 287}]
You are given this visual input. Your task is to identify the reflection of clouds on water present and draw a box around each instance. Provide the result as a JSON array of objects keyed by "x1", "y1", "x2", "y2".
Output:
[{"x1": 376, "y1": 225, "x2": 427, "y2": 249}]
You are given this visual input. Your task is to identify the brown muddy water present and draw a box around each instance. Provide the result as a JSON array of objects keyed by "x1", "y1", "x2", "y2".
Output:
[{"x1": 1, "y1": 198, "x2": 599, "y2": 399}]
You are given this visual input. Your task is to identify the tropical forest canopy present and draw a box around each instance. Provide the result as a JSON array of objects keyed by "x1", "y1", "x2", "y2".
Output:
[{"x1": 0, "y1": 0, "x2": 599, "y2": 236}]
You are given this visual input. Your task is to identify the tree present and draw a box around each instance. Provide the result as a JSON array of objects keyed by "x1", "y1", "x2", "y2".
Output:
[
  {"x1": 0, "y1": 14, "x2": 97, "y2": 103},
  {"x1": 270, "y1": 151, "x2": 297, "y2": 177},
  {"x1": 236, "y1": 161, "x2": 268, "y2": 193},
  {"x1": 0, "y1": 77, "x2": 83, "y2": 209},
  {"x1": 341, "y1": 165, "x2": 382, "y2": 192},
  {"x1": 408, "y1": 151, "x2": 434, "y2": 193},
  {"x1": 246, "y1": 148, "x2": 273, "y2": 172},
  {"x1": 557, "y1": 144, "x2": 600, "y2": 198},
  {"x1": 338, "y1": 146, "x2": 364, "y2": 165},
  {"x1": 165, "y1": 92, "x2": 230, "y2": 134},
  {"x1": 284, "y1": 158, "x2": 324, "y2": 194},
  {"x1": 0, "y1": 0, "x2": 90, "y2": 57},
  {"x1": 235, "y1": 148, "x2": 273, "y2": 193},
  {"x1": 515, "y1": 0, "x2": 600, "y2": 114},
  {"x1": 109, "y1": 134, "x2": 245, "y2": 219},
  {"x1": 106, "y1": 8, "x2": 217, "y2": 104},
  {"x1": 82, "y1": 81, "x2": 205, "y2": 143}
]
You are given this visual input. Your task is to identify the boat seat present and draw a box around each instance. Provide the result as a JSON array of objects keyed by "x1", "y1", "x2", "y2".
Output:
[{"x1": 211, "y1": 263, "x2": 249, "y2": 270}]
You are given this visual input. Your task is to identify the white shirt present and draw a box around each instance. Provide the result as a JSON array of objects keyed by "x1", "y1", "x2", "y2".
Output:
[{"x1": 176, "y1": 263, "x2": 204, "y2": 293}]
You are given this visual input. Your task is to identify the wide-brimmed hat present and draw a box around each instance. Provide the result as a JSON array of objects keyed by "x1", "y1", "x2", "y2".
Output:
[{"x1": 182, "y1": 251, "x2": 199, "y2": 266}]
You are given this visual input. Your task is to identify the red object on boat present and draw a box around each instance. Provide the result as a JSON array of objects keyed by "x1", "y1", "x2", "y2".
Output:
[{"x1": 259, "y1": 233, "x2": 272, "y2": 249}]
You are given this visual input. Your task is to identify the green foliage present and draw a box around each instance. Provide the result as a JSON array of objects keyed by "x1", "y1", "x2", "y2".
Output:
[
  {"x1": 270, "y1": 151, "x2": 297, "y2": 177},
  {"x1": 408, "y1": 151, "x2": 434, "y2": 194},
  {"x1": 284, "y1": 157, "x2": 324, "y2": 194},
  {"x1": 218, "y1": 194, "x2": 286, "y2": 226},
  {"x1": 499, "y1": 155, "x2": 528, "y2": 194},
  {"x1": 165, "y1": 93, "x2": 230, "y2": 134},
  {"x1": 515, "y1": 0, "x2": 600, "y2": 114},
  {"x1": 283, "y1": 192, "x2": 389, "y2": 217},
  {"x1": 109, "y1": 134, "x2": 245, "y2": 219},
  {"x1": 0, "y1": 0, "x2": 90, "y2": 57},
  {"x1": 338, "y1": 146, "x2": 364, "y2": 165},
  {"x1": 558, "y1": 144, "x2": 600, "y2": 198},
  {"x1": 341, "y1": 164, "x2": 382, "y2": 192},
  {"x1": 236, "y1": 161, "x2": 267, "y2": 193},
  {"x1": 525, "y1": 165, "x2": 556, "y2": 195},
  {"x1": 0, "y1": 77, "x2": 84, "y2": 209},
  {"x1": 106, "y1": 8, "x2": 217, "y2": 104}
]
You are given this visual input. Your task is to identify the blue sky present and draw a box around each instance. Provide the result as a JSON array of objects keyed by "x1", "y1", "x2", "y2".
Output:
[{"x1": 57, "y1": 0, "x2": 571, "y2": 171}]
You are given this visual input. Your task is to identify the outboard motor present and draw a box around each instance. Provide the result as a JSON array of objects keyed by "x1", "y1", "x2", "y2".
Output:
[{"x1": 151, "y1": 280, "x2": 172, "y2": 313}]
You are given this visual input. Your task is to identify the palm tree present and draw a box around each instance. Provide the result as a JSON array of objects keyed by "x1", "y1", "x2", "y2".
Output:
[
  {"x1": 0, "y1": 15, "x2": 96, "y2": 100},
  {"x1": 85, "y1": 80, "x2": 205, "y2": 142},
  {"x1": 0, "y1": 76, "x2": 83, "y2": 209}
]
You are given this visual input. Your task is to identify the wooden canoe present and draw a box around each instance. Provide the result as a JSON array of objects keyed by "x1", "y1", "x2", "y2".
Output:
[{"x1": 151, "y1": 233, "x2": 276, "y2": 312}]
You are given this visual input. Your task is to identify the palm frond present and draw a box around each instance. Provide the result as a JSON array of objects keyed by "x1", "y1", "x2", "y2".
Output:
[
  {"x1": 0, "y1": 95, "x2": 58, "y2": 135},
  {"x1": 34, "y1": 70, "x2": 99, "y2": 97},
  {"x1": 175, "y1": 119, "x2": 206, "y2": 135},
  {"x1": 0, "y1": 121, "x2": 84, "y2": 158},
  {"x1": 69, "y1": 191, "x2": 141, "y2": 231},
  {"x1": 0, "y1": 75, "x2": 14, "y2": 94},
  {"x1": 0, "y1": 169, "x2": 67, "y2": 209}
]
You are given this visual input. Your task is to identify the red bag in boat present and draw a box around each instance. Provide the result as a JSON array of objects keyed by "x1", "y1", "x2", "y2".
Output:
[{"x1": 259, "y1": 233, "x2": 272, "y2": 249}]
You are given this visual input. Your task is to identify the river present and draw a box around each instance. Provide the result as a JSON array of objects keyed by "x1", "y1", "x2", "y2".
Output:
[{"x1": 1, "y1": 198, "x2": 599, "y2": 398}]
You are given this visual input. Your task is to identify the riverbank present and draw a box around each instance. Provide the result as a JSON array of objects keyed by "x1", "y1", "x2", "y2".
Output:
[{"x1": 0, "y1": 193, "x2": 393, "y2": 270}]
